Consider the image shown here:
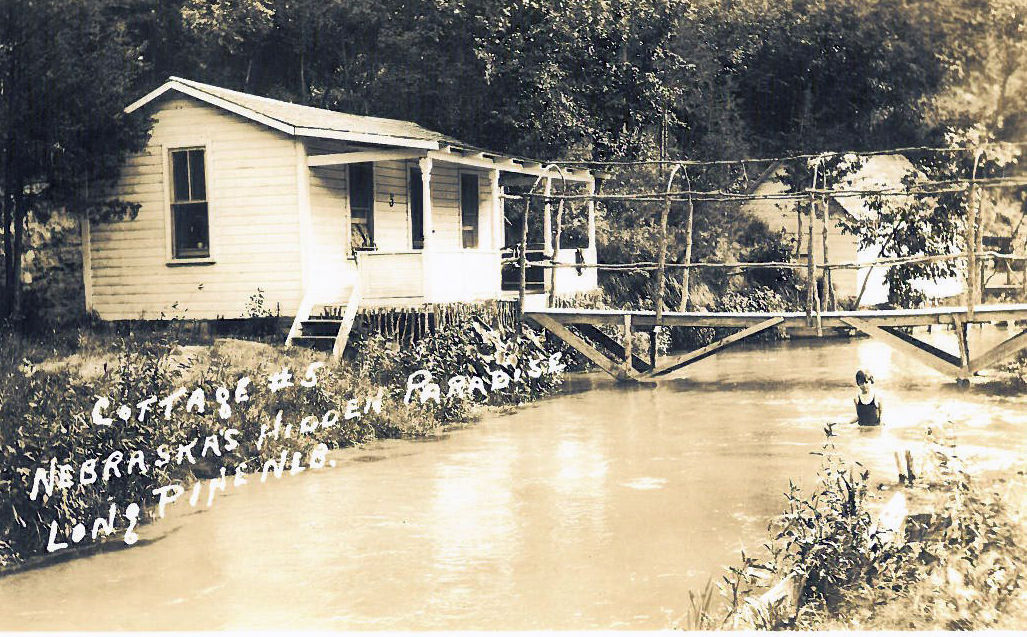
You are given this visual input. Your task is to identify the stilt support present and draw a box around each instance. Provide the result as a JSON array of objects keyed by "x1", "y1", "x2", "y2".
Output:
[
  {"x1": 574, "y1": 324, "x2": 652, "y2": 373},
  {"x1": 953, "y1": 315, "x2": 971, "y2": 379},
  {"x1": 648, "y1": 317, "x2": 784, "y2": 378}
]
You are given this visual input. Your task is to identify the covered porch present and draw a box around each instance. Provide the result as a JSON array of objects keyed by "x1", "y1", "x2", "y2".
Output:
[{"x1": 301, "y1": 143, "x2": 598, "y2": 307}]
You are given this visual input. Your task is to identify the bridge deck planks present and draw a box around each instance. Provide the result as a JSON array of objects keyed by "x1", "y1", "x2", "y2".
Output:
[
  {"x1": 525, "y1": 303, "x2": 1027, "y2": 382},
  {"x1": 525, "y1": 303, "x2": 1027, "y2": 329}
]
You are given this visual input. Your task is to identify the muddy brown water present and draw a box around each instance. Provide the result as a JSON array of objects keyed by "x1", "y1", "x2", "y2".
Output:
[{"x1": 2, "y1": 326, "x2": 1027, "y2": 630}]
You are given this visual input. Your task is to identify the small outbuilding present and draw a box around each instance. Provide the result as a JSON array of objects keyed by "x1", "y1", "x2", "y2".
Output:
[{"x1": 743, "y1": 154, "x2": 963, "y2": 306}]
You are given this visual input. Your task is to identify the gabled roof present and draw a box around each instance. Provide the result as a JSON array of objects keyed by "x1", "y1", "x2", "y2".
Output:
[
  {"x1": 743, "y1": 153, "x2": 923, "y2": 226},
  {"x1": 125, "y1": 77, "x2": 594, "y2": 182},
  {"x1": 126, "y1": 77, "x2": 461, "y2": 149}
]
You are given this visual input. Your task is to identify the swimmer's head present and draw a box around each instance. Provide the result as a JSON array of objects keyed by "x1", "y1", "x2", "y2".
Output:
[{"x1": 855, "y1": 369, "x2": 874, "y2": 386}]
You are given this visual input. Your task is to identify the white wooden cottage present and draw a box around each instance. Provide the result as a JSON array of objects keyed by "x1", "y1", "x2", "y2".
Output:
[{"x1": 85, "y1": 77, "x2": 599, "y2": 348}]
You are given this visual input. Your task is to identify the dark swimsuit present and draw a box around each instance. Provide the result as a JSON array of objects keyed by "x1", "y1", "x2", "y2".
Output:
[{"x1": 856, "y1": 394, "x2": 881, "y2": 427}]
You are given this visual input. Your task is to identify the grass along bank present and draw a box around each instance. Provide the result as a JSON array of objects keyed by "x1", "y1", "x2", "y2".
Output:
[
  {"x1": 0, "y1": 317, "x2": 575, "y2": 572},
  {"x1": 682, "y1": 423, "x2": 1027, "y2": 630}
]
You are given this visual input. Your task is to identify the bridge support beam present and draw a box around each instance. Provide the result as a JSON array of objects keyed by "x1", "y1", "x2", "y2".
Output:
[
  {"x1": 530, "y1": 314, "x2": 636, "y2": 381},
  {"x1": 841, "y1": 317, "x2": 965, "y2": 379},
  {"x1": 968, "y1": 328, "x2": 1027, "y2": 373},
  {"x1": 573, "y1": 324, "x2": 652, "y2": 373},
  {"x1": 648, "y1": 317, "x2": 784, "y2": 378}
]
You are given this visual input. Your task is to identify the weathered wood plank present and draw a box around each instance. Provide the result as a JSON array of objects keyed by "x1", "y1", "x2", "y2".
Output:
[
  {"x1": 953, "y1": 315, "x2": 971, "y2": 377},
  {"x1": 878, "y1": 326, "x2": 963, "y2": 368},
  {"x1": 573, "y1": 324, "x2": 652, "y2": 372},
  {"x1": 525, "y1": 304, "x2": 1027, "y2": 329},
  {"x1": 332, "y1": 285, "x2": 363, "y2": 360},
  {"x1": 621, "y1": 313, "x2": 634, "y2": 378},
  {"x1": 530, "y1": 314, "x2": 629, "y2": 380},
  {"x1": 841, "y1": 318, "x2": 962, "y2": 377},
  {"x1": 968, "y1": 328, "x2": 1027, "y2": 372},
  {"x1": 649, "y1": 317, "x2": 784, "y2": 377}
]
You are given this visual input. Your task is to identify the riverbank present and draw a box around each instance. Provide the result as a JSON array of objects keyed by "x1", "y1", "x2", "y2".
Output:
[
  {"x1": 3, "y1": 330, "x2": 1027, "y2": 629},
  {"x1": 0, "y1": 319, "x2": 573, "y2": 572},
  {"x1": 699, "y1": 418, "x2": 1027, "y2": 631}
]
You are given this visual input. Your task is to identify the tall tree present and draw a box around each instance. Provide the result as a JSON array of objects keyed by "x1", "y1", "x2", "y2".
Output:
[{"x1": 0, "y1": 0, "x2": 149, "y2": 318}]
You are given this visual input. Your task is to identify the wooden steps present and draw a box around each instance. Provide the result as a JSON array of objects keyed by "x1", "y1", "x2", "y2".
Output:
[{"x1": 286, "y1": 285, "x2": 362, "y2": 358}]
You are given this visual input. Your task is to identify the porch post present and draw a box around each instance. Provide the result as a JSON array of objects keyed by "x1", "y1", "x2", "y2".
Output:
[
  {"x1": 543, "y1": 177, "x2": 553, "y2": 255},
  {"x1": 418, "y1": 157, "x2": 434, "y2": 250},
  {"x1": 490, "y1": 169, "x2": 503, "y2": 250},
  {"x1": 587, "y1": 178, "x2": 597, "y2": 250},
  {"x1": 419, "y1": 157, "x2": 434, "y2": 301}
]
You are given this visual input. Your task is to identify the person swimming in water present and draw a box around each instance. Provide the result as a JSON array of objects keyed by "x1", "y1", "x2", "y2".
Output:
[{"x1": 851, "y1": 369, "x2": 883, "y2": 426}]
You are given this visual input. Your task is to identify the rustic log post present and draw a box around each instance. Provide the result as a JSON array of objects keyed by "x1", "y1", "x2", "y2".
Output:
[
  {"x1": 1022, "y1": 253, "x2": 1027, "y2": 301},
  {"x1": 967, "y1": 149, "x2": 983, "y2": 321},
  {"x1": 622, "y1": 313, "x2": 634, "y2": 379},
  {"x1": 518, "y1": 172, "x2": 553, "y2": 336},
  {"x1": 678, "y1": 167, "x2": 695, "y2": 312},
  {"x1": 654, "y1": 163, "x2": 683, "y2": 368},
  {"x1": 587, "y1": 179, "x2": 597, "y2": 251},
  {"x1": 543, "y1": 177, "x2": 553, "y2": 256},
  {"x1": 548, "y1": 196, "x2": 565, "y2": 308},
  {"x1": 821, "y1": 192, "x2": 835, "y2": 311},
  {"x1": 546, "y1": 165, "x2": 571, "y2": 308},
  {"x1": 954, "y1": 314, "x2": 971, "y2": 379},
  {"x1": 806, "y1": 161, "x2": 819, "y2": 327},
  {"x1": 517, "y1": 191, "x2": 532, "y2": 336},
  {"x1": 904, "y1": 450, "x2": 916, "y2": 484},
  {"x1": 975, "y1": 190, "x2": 986, "y2": 306}
]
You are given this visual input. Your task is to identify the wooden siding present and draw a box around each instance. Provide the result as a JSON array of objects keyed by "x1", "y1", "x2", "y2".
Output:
[
  {"x1": 425, "y1": 250, "x2": 502, "y2": 302},
  {"x1": 90, "y1": 96, "x2": 303, "y2": 319},
  {"x1": 373, "y1": 160, "x2": 410, "y2": 250},
  {"x1": 308, "y1": 158, "x2": 356, "y2": 301},
  {"x1": 358, "y1": 251, "x2": 424, "y2": 299},
  {"x1": 306, "y1": 155, "x2": 503, "y2": 303},
  {"x1": 552, "y1": 246, "x2": 599, "y2": 296},
  {"x1": 428, "y1": 163, "x2": 491, "y2": 250}
]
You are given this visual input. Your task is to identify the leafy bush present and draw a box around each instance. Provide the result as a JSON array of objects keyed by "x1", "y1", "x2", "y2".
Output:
[
  {"x1": 713, "y1": 429, "x2": 1027, "y2": 630},
  {"x1": 0, "y1": 332, "x2": 182, "y2": 568},
  {"x1": 358, "y1": 317, "x2": 567, "y2": 422},
  {"x1": 0, "y1": 315, "x2": 570, "y2": 570}
]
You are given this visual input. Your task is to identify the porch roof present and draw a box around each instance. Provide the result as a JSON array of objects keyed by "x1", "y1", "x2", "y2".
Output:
[{"x1": 126, "y1": 77, "x2": 594, "y2": 182}]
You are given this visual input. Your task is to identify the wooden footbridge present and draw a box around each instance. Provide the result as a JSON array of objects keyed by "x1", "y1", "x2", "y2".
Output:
[
  {"x1": 527, "y1": 304, "x2": 1027, "y2": 382},
  {"x1": 510, "y1": 150, "x2": 1027, "y2": 383}
]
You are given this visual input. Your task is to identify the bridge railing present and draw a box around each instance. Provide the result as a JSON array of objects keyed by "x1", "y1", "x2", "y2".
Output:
[{"x1": 504, "y1": 160, "x2": 1027, "y2": 334}]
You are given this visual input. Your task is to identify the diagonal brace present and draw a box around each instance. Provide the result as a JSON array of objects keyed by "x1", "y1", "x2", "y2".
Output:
[
  {"x1": 969, "y1": 328, "x2": 1027, "y2": 372},
  {"x1": 573, "y1": 323, "x2": 652, "y2": 372},
  {"x1": 649, "y1": 317, "x2": 784, "y2": 378},
  {"x1": 841, "y1": 317, "x2": 963, "y2": 378},
  {"x1": 530, "y1": 314, "x2": 636, "y2": 381}
]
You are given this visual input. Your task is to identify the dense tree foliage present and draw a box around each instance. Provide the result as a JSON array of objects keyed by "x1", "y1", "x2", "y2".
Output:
[
  {"x1": 2, "y1": 0, "x2": 1024, "y2": 318},
  {"x1": 0, "y1": 0, "x2": 150, "y2": 317}
]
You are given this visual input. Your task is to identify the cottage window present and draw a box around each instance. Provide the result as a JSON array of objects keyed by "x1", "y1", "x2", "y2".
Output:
[
  {"x1": 349, "y1": 163, "x2": 375, "y2": 250},
  {"x1": 409, "y1": 167, "x2": 424, "y2": 249},
  {"x1": 170, "y1": 148, "x2": 209, "y2": 259},
  {"x1": 460, "y1": 173, "x2": 479, "y2": 249}
]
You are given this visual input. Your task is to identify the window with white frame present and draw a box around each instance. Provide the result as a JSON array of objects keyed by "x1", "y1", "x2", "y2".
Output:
[{"x1": 170, "y1": 148, "x2": 210, "y2": 259}]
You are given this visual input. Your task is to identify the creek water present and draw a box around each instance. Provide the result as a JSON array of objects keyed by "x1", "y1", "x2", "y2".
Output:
[{"x1": 3, "y1": 326, "x2": 1027, "y2": 630}]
